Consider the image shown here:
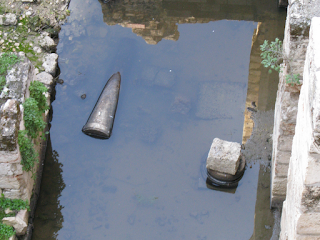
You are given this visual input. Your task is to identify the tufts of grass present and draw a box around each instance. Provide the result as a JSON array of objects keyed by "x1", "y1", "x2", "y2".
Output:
[{"x1": 0, "y1": 53, "x2": 20, "y2": 94}]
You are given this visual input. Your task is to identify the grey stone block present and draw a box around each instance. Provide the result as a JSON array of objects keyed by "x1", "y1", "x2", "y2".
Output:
[{"x1": 206, "y1": 138, "x2": 241, "y2": 175}]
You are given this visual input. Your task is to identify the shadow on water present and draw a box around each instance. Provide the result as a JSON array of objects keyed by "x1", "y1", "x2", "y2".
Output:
[
  {"x1": 32, "y1": 0, "x2": 286, "y2": 239},
  {"x1": 32, "y1": 135, "x2": 65, "y2": 240}
]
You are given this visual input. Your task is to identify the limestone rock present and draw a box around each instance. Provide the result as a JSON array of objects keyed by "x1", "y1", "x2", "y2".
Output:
[
  {"x1": 5, "y1": 208, "x2": 14, "y2": 214},
  {"x1": 34, "y1": 72, "x2": 54, "y2": 89},
  {"x1": 0, "y1": 149, "x2": 21, "y2": 163},
  {"x1": 0, "y1": 163, "x2": 23, "y2": 176},
  {"x1": 0, "y1": 14, "x2": 17, "y2": 26},
  {"x1": 2, "y1": 209, "x2": 28, "y2": 235},
  {"x1": 206, "y1": 138, "x2": 241, "y2": 175},
  {"x1": 9, "y1": 234, "x2": 16, "y2": 240},
  {"x1": 0, "y1": 56, "x2": 33, "y2": 103},
  {"x1": 39, "y1": 35, "x2": 56, "y2": 51},
  {"x1": 42, "y1": 53, "x2": 58, "y2": 76},
  {"x1": 0, "y1": 100, "x2": 21, "y2": 151},
  {"x1": 2, "y1": 189, "x2": 21, "y2": 199}
]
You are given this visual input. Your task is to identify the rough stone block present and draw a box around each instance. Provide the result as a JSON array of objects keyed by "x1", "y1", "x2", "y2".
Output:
[
  {"x1": 42, "y1": 53, "x2": 58, "y2": 77},
  {"x1": 296, "y1": 235, "x2": 320, "y2": 240},
  {"x1": 34, "y1": 72, "x2": 54, "y2": 89},
  {"x1": 273, "y1": 150, "x2": 292, "y2": 164},
  {"x1": 0, "y1": 100, "x2": 20, "y2": 151},
  {"x1": 2, "y1": 189, "x2": 22, "y2": 199},
  {"x1": 301, "y1": 185, "x2": 320, "y2": 213},
  {"x1": 0, "y1": 14, "x2": 17, "y2": 26},
  {"x1": 39, "y1": 35, "x2": 56, "y2": 51},
  {"x1": 273, "y1": 162, "x2": 289, "y2": 177},
  {"x1": 0, "y1": 56, "x2": 33, "y2": 103},
  {"x1": 271, "y1": 177, "x2": 287, "y2": 197},
  {"x1": 280, "y1": 122, "x2": 296, "y2": 135},
  {"x1": 0, "y1": 174, "x2": 26, "y2": 189},
  {"x1": 271, "y1": 194, "x2": 287, "y2": 209},
  {"x1": 0, "y1": 163, "x2": 23, "y2": 176},
  {"x1": 297, "y1": 213, "x2": 320, "y2": 235},
  {"x1": 280, "y1": 91, "x2": 299, "y2": 124},
  {"x1": 2, "y1": 210, "x2": 28, "y2": 235},
  {"x1": 206, "y1": 138, "x2": 241, "y2": 175},
  {"x1": 278, "y1": 135, "x2": 294, "y2": 151},
  {"x1": 0, "y1": 149, "x2": 21, "y2": 163}
]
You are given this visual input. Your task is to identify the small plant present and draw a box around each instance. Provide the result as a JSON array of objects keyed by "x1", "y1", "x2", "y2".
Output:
[
  {"x1": 0, "y1": 194, "x2": 30, "y2": 211},
  {"x1": 260, "y1": 38, "x2": 301, "y2": 86},
  {"x1": 0, "y1": 195, "x2": 30, "y2": 239},
  {"x1": 0, "y1": 223, "x2": 15, "y2": 240},
  {"x1": 0, "y1": 53, "x2": 20, "y2": 94},
  {"x1": 260, "y1": 38, "x2": 283, "y2": 74},
  {"x1": 66, "y1": 9, "x2": 71, "y2": 16},
  {"x1": 29, "y1": 81, "x2": 49, "y2": 112},
  {"x1": 18, "y1": 130, "x2": 38, "y2": 173},
  {"x1": 18, "y1": 81, "x2": 48, "y2": 173},
  {"x1": 23, "y1": 98, "x2": 46, "y2": 139}
]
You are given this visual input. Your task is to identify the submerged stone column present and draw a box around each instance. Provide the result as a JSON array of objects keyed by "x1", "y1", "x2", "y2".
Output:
[{"x1": 280, "y1": 17, "x2": 320, "y2": 239}]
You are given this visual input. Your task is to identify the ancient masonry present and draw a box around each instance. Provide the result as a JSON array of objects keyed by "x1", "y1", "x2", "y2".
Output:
[
  {"x1": 271, "y1": 0, "x2": 320, "y2": 208},
  {"x1": 0, "y1": 53, "x2": 56, "y2": 238},
  {"x1": 0, "y1": 13, "x2": 59, "y2": 240},
  {"x1": 280, "y1": 17, "x2": 320, "y2": 239}
]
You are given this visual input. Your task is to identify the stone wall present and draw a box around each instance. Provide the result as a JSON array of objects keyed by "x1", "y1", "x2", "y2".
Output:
[
  {"x1": 0, "y1": 52, "x2": 54, "y2": 202},
  {"x1": 280, "y1": 17, "x2": 320, "y2": 239},
  {"x1": 0, "y1": 54, "x2": 35, "y2": 201},
  {"x1": 270, "y1": 0, "x2": 320, "y2": 208}
]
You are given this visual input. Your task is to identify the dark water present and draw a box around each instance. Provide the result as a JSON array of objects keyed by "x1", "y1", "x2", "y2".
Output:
[{"x1": 32, "y1": 0, "x2": 286, "y2": 239}]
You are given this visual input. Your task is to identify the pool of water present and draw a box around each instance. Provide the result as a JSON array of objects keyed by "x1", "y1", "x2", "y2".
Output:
[{"x1": 32, "y1": 0, "x2": 286, "y2": 239}]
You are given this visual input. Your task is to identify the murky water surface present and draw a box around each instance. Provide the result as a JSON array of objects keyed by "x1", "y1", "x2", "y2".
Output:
[{"x1": 33, "y1": 0, "x2": 286, "y2": 239}]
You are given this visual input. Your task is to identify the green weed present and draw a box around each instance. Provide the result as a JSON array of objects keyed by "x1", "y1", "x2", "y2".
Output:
[
  {"x1": 23, "y1": 98, "x2": 46, "y2": 140},
  {"x1": 0, "y1": 194, "x2": 30, "y2": 211},
  {"x1": 0, "y1": 53, "x2": 20, "y2": 76},
  {"x1": 260, "y1": 38, "x2": 283, "y2": 73},
  {"x1": 18, "y1": 130, "x2": 38, "y2": 173},
  {"x1": 0, "y1": 223, "x2": 15, "y2": 240},
  {"x1": 29, "y1": 81, "x2": 49, "y2": 112},
  {"x1": 260, "y1": 38, "x2": 301, "y2": 86},
  {"x1": 18, "y1": 81, "x2": 48, "y2": 172}
]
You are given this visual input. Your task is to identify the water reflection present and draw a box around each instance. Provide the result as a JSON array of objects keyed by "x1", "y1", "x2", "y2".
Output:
[
  {"x1": 99, "y1": 0, "x2": 285, "y2": 45},
  {"x1": 32, "y1": 136, "x2": 65, "y2": 240}
]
